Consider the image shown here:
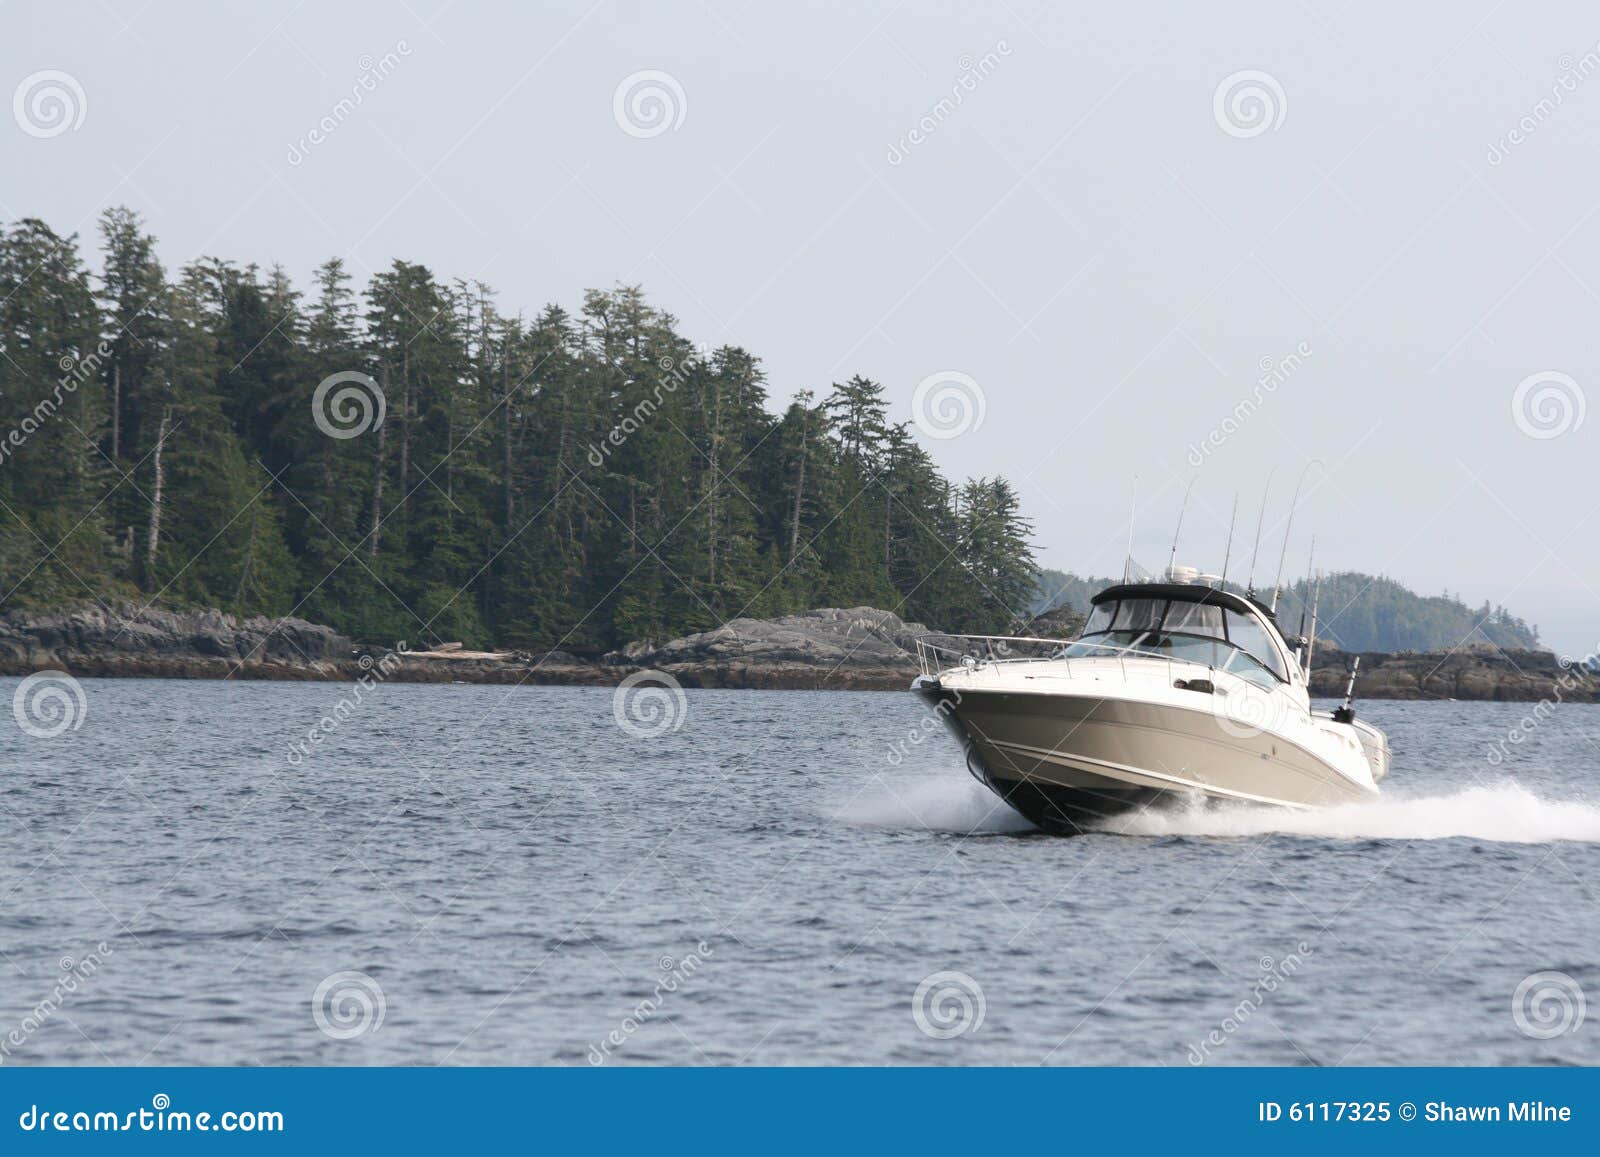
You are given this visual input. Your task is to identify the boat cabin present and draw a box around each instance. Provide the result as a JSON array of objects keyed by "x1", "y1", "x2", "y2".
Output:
[{"x1": 1064, "y1": 582, "x2": 1300, "y2": 688}]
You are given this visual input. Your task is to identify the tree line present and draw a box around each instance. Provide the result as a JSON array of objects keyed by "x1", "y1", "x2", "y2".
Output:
[{"x1": 0, "y1": 210, "x2": 1038, "y2": 651}]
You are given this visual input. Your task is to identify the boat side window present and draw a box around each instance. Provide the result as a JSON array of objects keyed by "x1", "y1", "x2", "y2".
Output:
[
  {"x1": 1223, "y1": 650, "x2": 1281, "y2": 689},
  {"x1": 1080, "y1": 603, "x2": 1115, "y2": 636},
  {"x1": 1223, "y1": 609, "x2": 1288, "y2": 682}
]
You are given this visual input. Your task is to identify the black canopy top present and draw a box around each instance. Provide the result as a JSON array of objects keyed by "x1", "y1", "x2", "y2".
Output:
[{"x1": 1089, "y1": 582, "x2": 1276, "y2": 622}]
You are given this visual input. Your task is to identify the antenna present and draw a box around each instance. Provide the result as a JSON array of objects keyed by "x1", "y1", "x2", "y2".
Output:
[
  {"x1": 1167, "y1": 476, "x2": 1196, "y2": 577},
  {"x1": 1219, "y1": 494, "x2": 1239, "y2": 589},
  {"x1": 1296, "y1": 534, "x2": 1317, "y2": 640},
  {"x1": 1123, "y1": 475, "x2": 1138, "y2": 583},
  {"x1": 1244, "y1": 467, "x2": 1277, "y2": 598},
  {"x1": 1271, "y1": 459, "x2": 1322, "y2": 613}
]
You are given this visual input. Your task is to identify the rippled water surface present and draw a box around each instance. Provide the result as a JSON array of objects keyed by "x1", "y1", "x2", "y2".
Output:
[{"x1": 2, "y1": 679, "x2": 1597, "y2": 1066}]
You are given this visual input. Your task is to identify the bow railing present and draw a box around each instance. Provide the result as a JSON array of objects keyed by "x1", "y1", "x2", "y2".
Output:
[{"x1": 912, "y1": 634, "x2": 1276, "y2": 690}]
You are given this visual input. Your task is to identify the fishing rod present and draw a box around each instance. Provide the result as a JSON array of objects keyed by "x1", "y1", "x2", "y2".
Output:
[
  {"x1": 1167, "y1": 476, "x2": 1196, "y2": 577},
  {"x1": 1218, "y1": 493, "x2": 1238, "y2": 589},
  {"x1": 1303, "y1": 568, "x2": 1323, "y2": 679},
  {"x1": 1123, "y1": 475, "x2": 1138, "y2": 583},
  {"x1": 1271, "y1": 458, "x2": 1322, "y2": 613},
  {"x1": 1244, "y1": 467, "x2": 1277, "y2": 599}
]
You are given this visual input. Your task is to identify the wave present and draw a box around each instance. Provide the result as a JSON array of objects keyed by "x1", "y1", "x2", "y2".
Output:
[
  {"x1": 839, "y1": 775, "x2": 1600, "y2": 844},
  {"x1": 1093, "y1": 782, "x2": 1600, "y2": 844},
  {"x1": 833, "y1": 774, "x2": 1033, "y2": 834}
]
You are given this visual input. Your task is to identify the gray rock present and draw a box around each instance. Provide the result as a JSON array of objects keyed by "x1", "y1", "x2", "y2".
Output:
[
  {"x1": 629, "y1": 607, "x2": 929, "y2": 669},
  {"x1": 0, "y1": 601, "x2": 351, "y2": 677}
]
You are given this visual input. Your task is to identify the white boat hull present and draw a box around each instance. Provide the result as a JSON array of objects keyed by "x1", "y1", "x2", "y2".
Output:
[{"x1": 917, "y1": 660, "x2": 1383, "y2": 835}]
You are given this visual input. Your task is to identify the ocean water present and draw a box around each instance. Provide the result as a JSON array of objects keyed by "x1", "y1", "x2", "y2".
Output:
[{"x1": 0, "y1": 678, "x2": 1596, "y2": 1067}]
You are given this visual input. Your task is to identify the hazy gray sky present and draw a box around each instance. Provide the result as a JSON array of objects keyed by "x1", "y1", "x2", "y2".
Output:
[{"x1": 6, "y1": 1, "x2": 1598, "y2": 652}]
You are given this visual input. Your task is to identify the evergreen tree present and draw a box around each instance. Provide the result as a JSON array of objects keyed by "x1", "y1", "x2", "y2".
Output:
[{"x1": 0, "y1": 208, "x2": 1047, "y2": 644}]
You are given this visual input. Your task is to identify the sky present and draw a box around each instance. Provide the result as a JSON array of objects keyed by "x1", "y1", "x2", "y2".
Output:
[{"x1": 5, "y1": 1, "x2": 1598, "y2": 654}]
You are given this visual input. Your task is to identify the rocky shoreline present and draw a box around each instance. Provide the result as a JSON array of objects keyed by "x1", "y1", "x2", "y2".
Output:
[{"x1": 0, "y1": 602, "x2": 1594, "y2": 701}]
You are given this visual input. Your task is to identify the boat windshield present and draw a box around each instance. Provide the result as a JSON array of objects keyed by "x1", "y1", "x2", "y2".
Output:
[{"x1": 1066, "y1": 596, "x2": 1289, "y2": 686}]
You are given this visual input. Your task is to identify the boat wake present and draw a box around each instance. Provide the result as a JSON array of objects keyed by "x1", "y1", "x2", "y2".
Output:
[
  {"x1": 840, "y1": 776, "x2": 1600, "y2": 844},
  {"x1": 1092, "y1": 781, "x2": 1600, "y2": 844}
]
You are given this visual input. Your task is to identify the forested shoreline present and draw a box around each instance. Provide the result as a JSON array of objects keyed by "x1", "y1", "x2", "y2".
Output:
[{"x1": 0, "y1": 210, "x2": 1037, "y2": 651}]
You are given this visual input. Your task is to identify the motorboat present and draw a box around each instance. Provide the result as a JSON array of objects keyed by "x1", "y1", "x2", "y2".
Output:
[{"x1": 912, "y1": 566, "x2": 1390, "y2": 835}]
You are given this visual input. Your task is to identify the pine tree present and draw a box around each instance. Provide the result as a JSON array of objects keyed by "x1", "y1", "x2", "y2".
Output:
[{"x1": 1, "y1": 210, "x2": 1048, "y2": 644}]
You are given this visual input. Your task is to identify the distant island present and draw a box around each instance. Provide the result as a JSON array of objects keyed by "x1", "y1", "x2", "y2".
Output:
[{"x1": 1034, "y1": 568, "x2": 1542, "y2": 654}]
